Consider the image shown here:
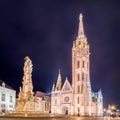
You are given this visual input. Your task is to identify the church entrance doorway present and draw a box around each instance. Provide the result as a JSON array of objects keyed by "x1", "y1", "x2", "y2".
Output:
[{"x1": 62, "y1": 107, "x2": 69, "y2": 115}]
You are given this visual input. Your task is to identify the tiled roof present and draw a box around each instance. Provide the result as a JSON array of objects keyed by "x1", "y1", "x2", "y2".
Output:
[
  {"x1": 35, "y1": 91, "x2": 51, "y2": 97},
  {"x1": 0, "y1": 79, "x2": 14, "y2": 90}
]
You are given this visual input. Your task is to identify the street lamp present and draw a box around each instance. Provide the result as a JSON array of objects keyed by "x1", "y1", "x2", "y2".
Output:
[
  {"x1": 111, "y1": 105, "x2": 116, "y2": 111},
  {"x1": 77, "y1": 104, "x2": 80, "y2": 116}
]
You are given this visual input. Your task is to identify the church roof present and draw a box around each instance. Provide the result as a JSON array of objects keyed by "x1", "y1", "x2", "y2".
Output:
[
  {"x1": 35, "y1": 91, "x2": 50, "y2": 97},
  {"x1": 61, "y1": 77, "x2": 73, "y2": 92},
  {"x1": 0, "y1": 79, "x2": 14, "y2": 90},
  {"x1": 35, "y1": 91, "x2": 51, "y2": 100}
]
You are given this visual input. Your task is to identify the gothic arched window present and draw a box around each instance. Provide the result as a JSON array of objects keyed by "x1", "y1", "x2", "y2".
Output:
[
  {"x1": 82, "y1": 72, "x2": 84, "y2": 80},
  {"x1": 81, "y1": 84, "x2": 83, "y2": 93},
  {"x1": 77, "y1": 61, "x2": 80, "y2": 68},
  {"x1": 77, "y1": 74, "x2": 80, "y2": 81},
  {"x1": 77, "y1": 97, "x2": 79, "y2": 104},
  {"x1": 82, "y1": 60, "x2": 85, "y2": 68},
  {"x1": 87, "y1": 62, "x2": 88, "y2": 70},
  {"x1": 78, "y1": 86, "x2": 80, "y2": 93}
]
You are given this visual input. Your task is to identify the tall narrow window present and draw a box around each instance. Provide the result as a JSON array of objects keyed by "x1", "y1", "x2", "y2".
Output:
[
  {"x1": 1, "y1": 93, "x2": 5, "y2": 101},
  {"x1": 87, "y1": 62, "x2": 88, "y2": 70},
  {"x1": 85, "y1": 74, "x2": 87, "y2": 80},
  {"x1": 77, "y1": 74, "x2": 80, "y2": 81},
  {"x1": 77, "y1": 97, "x2": 79, "y2": 104},
  {"x1": 77, "y1": 61, "x2": 80, "y2": 68},
  {"x1": 10, "y1": 96, "x2": 12, "y2": 103},
  {"x1": 45, "y1": 102, "x2": 47, "y2": 111},
  {"x1": 81, "y1": 84, "x2": 83, "y2": 93},
  {"x1": 82, "y1": 61, "x2": 85, "y2": 68},
  {"x1": 78, "y1": 86, "x2": 80, "y2": 93},
  {"x1": 82, "y1": 72, "x2": 84, "y2": 80}
]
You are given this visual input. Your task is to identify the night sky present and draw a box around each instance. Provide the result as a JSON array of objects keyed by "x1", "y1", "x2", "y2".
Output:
[{"x1": 0, "y1": 0, "x2": 120, "y2": 108}]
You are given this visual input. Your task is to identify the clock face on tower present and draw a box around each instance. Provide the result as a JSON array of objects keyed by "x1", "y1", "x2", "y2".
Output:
[{"x1": 64, "y1": 96, "x2": 69, "y2": 102}]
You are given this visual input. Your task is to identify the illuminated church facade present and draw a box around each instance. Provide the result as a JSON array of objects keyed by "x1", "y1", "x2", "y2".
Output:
[{"x1": 51, "y1": 13, "x2": 103, "y2": 116}]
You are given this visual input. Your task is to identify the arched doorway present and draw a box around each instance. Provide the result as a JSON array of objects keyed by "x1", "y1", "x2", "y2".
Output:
[{"x1": 62, "y1": 106, "x2": 69, "y2": 115}]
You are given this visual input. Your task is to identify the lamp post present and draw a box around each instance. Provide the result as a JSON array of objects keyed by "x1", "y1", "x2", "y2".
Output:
[
  {"x1": 77, "y1": 104, "x2": 80, "y2": 116},
  {"x1": 103, "y1": 108, "x2": 106, "y2": 116}
]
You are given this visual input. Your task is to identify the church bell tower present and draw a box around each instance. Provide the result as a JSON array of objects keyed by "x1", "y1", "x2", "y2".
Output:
[{"x1": 72, "y1": 13, "x2": 92, "y2": 116}]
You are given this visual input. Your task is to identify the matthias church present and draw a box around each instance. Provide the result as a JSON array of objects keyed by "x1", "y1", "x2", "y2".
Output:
[{"x1": 51, "y1": 13, "x2": 103, "y2": 116}]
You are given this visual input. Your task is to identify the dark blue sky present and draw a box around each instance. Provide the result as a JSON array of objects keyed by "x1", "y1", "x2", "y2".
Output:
[{"x1": 0, "y1": 0, "x2": 120, "y2": 108}]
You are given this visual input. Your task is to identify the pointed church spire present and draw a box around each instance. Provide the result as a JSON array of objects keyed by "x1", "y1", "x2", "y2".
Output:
[
  {"x1": 59, "y1": 68, "x2": 60, "y2": 74},
  {"x1": 99, "y1": 89, "x2": 102, "y2": 93},
  {"x1": 78, "y1": 13, "x2": 85, "y2": 38},
  {"x1": 52, "y1": 83, "x2": 55, "y2": 91},
  {"x1": 98, "y1": 89, "x2": 102, "y2": 98},
  {"x1": 56, "y1": 69, "x2": 62, "y2": 90},
  {"x1": 65, "y1": 77, "x2": 68, "y2": 81}
]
